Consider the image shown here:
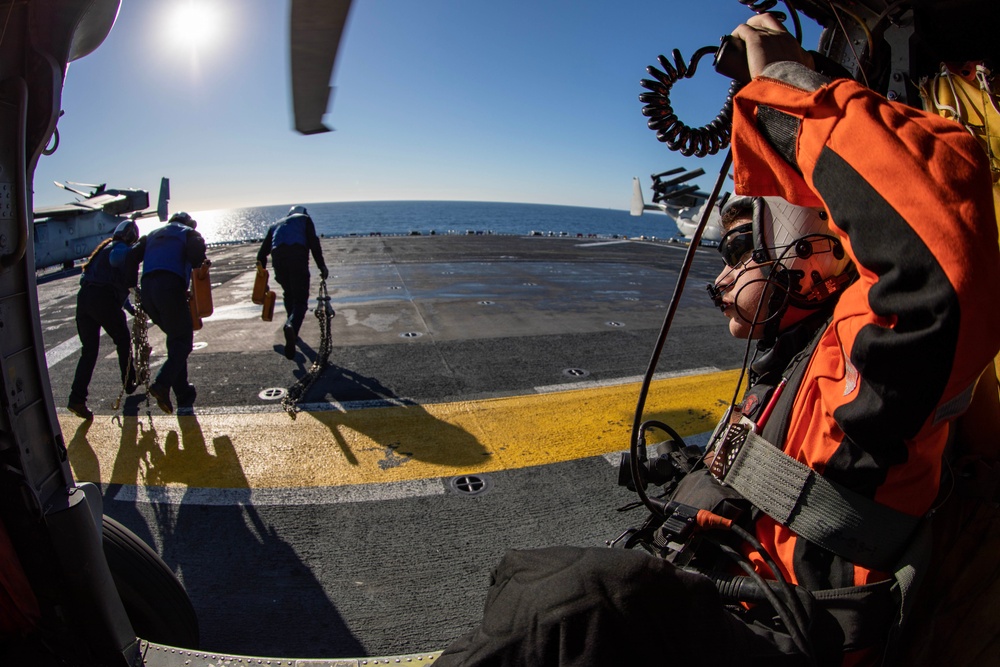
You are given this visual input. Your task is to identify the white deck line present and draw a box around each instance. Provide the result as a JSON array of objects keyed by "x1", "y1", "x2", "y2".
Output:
[
  {"x1": 45, "y1": 336, "x2": 83, "y2": 369},
  {"x1": 113, "y1": 477, "x2": 447, "y2": 506},
  {"x1": 533, "y1": 366, "x2": 720, "y2": 394},
  {"x1": 58, "y1": 367, "x2": 726, "y2": 417}
]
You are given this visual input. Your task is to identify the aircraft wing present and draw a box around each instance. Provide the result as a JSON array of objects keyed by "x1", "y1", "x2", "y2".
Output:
[
  {"x1": 83, "y1": 193, "x2": 127, "y2": 209},
  {"x1": 32, "y1": 202, "x2": 101, "y2": 220},
  {"x1": 33, "y1": 192, "x2": 128, "y2": 221},
  {"x1": 289, "y1": 0, "x2": 354, "y2": 135}
]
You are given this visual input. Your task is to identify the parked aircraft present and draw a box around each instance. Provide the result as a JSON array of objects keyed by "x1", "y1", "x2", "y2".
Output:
[
  {"x1": 630, "y1": 167, "x2": 728, "y2": 243},
  {"x1": 32, "y1": 178, "x2": 169, "y2": 270}
]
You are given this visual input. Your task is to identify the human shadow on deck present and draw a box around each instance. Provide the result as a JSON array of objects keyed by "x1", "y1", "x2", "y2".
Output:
[
  {"x1": 66, "y1": 418, "x2": 99, "y2": 484},
  {"x1": 99, "y1": 414, "x2": 366, "y2": 658},
  {"x1": 288, "y1": 353, "x2": 490, "y2": 468}
]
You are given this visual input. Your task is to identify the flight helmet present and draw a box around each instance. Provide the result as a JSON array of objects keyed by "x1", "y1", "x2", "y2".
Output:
[
  {"x1": 753, "y1": 196, "x2": 853, "y2": 307},
  {"x1": 288, "y1": 205, "x2": 308, "y2": 216},
  {"x1": 169, "y1": 211, "x2": 197, "y2": 229},
  {"x1": 113, "y1": 219, "x2": 139, "y2": 245},
  {"x1": 717, "y1": 196, "x2": 853, "y2": 309}
]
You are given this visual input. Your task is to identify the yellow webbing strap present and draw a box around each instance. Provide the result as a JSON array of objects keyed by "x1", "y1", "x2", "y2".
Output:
[{"x1": 921, "y1": 61, "x2": 999, "y2": 183}]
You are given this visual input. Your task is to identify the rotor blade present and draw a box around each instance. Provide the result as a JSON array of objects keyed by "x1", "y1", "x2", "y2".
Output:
[
  {"x1": 658, "y1": 184, "x2": 701, "y2": 201},
  {"x1": 658, "y1": 168, "x2": 705, "y2": 189},
  {"x1": 650, "y1": 167, "x2": 685, "y2": 180},
  {"x1": 289, "y1": 0, "x2": 354, "y2": 135},
  {"x1": 54, "y1": 181, "x2": 91, "y2": 198}
]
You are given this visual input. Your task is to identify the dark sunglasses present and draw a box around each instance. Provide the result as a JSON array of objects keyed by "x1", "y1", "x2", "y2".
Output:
[{"x1": 718, "y1": 222, "x2": 755, "y2": 268}]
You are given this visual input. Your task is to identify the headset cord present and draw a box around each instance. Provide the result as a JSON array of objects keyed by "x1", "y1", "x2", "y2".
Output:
[
  {"x1": 639, "y1": 50, "x2": 740, "y2": 157},
  {"x1": 628, "y1": 151, "x2": 733, "y2": 516}
]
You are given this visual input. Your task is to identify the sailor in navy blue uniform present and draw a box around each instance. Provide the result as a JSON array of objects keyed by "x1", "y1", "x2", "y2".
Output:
[
  {"x1": 256, "y1": 205, "x2": 329, "y2": 359},
  {"x1": 67, "y1": 219, "x2": 142, "y2": 419},
  {"x1": 134, "y1": 211, "x2": 208, "y2": 413}
]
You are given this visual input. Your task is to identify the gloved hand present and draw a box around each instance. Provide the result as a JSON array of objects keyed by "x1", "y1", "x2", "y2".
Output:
[
  {"x1": 123, "y1": 299, "x2": 136, "y2": 316},
  {"x1": 321, "y1": 267, "x2": 329, "y2": 280}
]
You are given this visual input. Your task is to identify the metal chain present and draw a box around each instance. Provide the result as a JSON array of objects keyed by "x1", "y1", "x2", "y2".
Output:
[
  {"x1": 282, "y1": 280, "x2": 335, "y2": 418},
  {"x1": 113, "y1": 288, "x2": 155, "y2": 430}
]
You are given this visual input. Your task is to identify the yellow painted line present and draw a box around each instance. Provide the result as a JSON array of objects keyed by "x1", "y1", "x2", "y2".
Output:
[{"x1": 63, "y1": 369, "x2": 740, "y2": 489}]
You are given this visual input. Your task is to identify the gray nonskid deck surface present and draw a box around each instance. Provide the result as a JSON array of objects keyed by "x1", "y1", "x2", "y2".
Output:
[
  {"x1": 38, "y1": 235, "x2": 744, "y2": 658},
  {"x1": 40, "y1": 235, "x2": 740, "y2": 411}
]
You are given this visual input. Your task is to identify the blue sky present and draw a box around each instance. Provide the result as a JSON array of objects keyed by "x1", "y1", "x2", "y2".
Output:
[{"x1": 33, "y1": 0, "x2": 821, "y2": 213}]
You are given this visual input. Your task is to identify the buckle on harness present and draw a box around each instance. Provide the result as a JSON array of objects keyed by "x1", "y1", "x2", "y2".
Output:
[{"x1": 709, "y1": 422, "x2": 751, "y2": 481}]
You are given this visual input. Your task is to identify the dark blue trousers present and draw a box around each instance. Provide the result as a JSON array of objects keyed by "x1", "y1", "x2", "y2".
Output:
[
  {"x1": 70, "y1": 283, "x2": 133, "y2": 404},
  {"x1": 272, "y1": 244, "x2": 311, "y2": 335},
  {"x1": 140, "y1": 271, "x2": 195, "y2": 404}
]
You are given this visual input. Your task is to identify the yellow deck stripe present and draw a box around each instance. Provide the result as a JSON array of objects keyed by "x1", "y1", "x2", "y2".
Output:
[{"x1": 63, "y1": 370, "x2": 740, "y2": 489}]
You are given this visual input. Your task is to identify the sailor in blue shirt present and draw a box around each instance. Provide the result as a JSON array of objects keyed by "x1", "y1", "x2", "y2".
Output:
[
  {"x1": 256, "y1": 205, "x2": 329, "y2": 359},
  {"x1": 67, "y1": 219, "x2": 142, "y2": 419},
  {"x1": 133, "y1": 211, "x2": 208, "y2": 413}
]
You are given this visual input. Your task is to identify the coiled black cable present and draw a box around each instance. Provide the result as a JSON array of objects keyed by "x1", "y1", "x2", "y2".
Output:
[
  {"x1": 639, "y1": 48, "x2": 740, "y2": 157},
  {"x1": 639, "y1": 1, "x2": 805, "y2": 157}
]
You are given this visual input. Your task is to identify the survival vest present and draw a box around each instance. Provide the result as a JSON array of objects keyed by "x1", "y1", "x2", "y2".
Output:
[
  {"x1": 81, "y1": 240, "x2": 131, "y2": 306},
  {"x1": 81, "y1": 242, "x2": 118, "y2": 287},
  {"x1": 142, "y1": 222, "x2": 194, "y2": 283},
  {"x1": 662, "y1": 312, "x2": 913, "y2": 653},
  {"x1": 272, "y1": 214, "x2": 309, "y2": 247}
]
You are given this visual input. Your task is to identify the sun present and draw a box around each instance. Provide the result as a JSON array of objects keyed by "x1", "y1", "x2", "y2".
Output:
[{"x1": 167, "y1": 1, "x2": 224, "y2": 53}]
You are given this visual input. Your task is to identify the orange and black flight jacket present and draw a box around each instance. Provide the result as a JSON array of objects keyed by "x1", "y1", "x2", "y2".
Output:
[{"x1": 730, "y1": 62, "x2": 1000, "y2": 591}]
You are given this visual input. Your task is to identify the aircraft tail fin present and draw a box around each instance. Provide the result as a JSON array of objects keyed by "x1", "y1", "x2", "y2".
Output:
[
  {"x1": 156, "y1": 177, "x2": 170, "y2": 221},
  {"x1": 630, "y1": 177, "x2": 644, "y2": 217}
]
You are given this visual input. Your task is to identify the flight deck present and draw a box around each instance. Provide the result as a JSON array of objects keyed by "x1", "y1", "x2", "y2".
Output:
[{"x1": 38, "y1": 234, "x2": 744, "y2": 659}]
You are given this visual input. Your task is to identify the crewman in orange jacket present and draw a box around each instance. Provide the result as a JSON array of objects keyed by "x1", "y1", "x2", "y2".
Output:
[
  {"x1": 723, "y1": 9, "x2": 1000, "y2": 594},
  {"x1": 435, "y1": 12, "x2": 1000, "y2": 667}
]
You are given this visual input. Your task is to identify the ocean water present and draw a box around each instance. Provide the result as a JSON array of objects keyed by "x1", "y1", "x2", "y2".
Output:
[{"x1": 139, "y1": 201, "x2": 682, "y2": 246}]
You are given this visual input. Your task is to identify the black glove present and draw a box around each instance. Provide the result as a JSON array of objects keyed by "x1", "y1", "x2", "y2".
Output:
[{"x1": 320, "y1": 267, "x2": 329, "y2": 280}]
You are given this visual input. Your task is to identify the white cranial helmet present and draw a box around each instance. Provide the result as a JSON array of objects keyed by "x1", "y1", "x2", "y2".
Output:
[{"x1": 751, "y1": 196, "x2": 853, "y2": 307}]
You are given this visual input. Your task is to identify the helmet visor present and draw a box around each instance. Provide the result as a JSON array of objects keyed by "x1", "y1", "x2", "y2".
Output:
[{"x1": 718, "y1": 222, "x2": 754, "y2": 268}]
